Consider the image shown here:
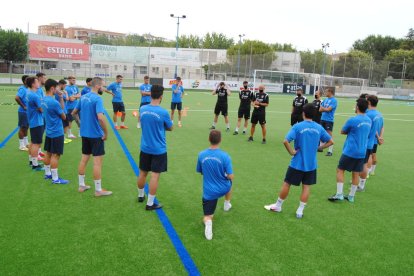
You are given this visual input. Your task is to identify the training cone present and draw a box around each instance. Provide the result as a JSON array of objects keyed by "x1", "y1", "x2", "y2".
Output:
[
  {"x1": 182, "y1": 107, "x2": 189, "y2": 117},
  {"x1": 132, "y1": 111, "x2": 138, "y2": 117}
]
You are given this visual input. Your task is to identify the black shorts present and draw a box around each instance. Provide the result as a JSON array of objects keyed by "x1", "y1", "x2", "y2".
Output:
[
  {"x1": 364, "y1": 149, "x2": 373, "y2": 164},
  {"x1": 82, "y1": 137, "x2": 105, "y2": 156},
  {"x1": 66, "y1": 109, "x2": 74, "y2": 122},
  {"x1": 338, "y1": 154, "x2": 365, "y2": 172},
  {"x1": 284, "y1": 166, "x2": 317, "y2": 186},
  {"x1": 30, "y1": 126, "x2": 44, "y2": 144},
  {"x1": 291, "y1": 113, "x2": 303, "y2": 126},
  {"x1": 112, "y1": 102, "x2": 125, "y2": 113},
  {"x1": 44, "y1": 135, "x2": 64, "y2": 155},
  {"x1": 139, "y1": 151, "x2": 167, "y2": 173},
  {"x1": 251, "y1": 111, "x2": 266, "y2": 125},
  {"x1": 202, "y1": 198, "x2": 218, "y2": 216},
  {"x1": 238, "y1": 106, "x2": 251, "y2": 119},
  {"x1": 140, "y1": 102, "x2": 150, "y2": 108},
  {"x1": 314, "y1": 115, "x2": 322, "y2": 124},
  {"x1": 62, "y1": 117, "x2": 69, "y2": 128},
  {"x1": 18, "y1": 112, "x2": 29, "y2": 128},
  {"x1": 321, "y1": 120, "x2": 334, "y2": 132},
  {"x1": 214, "y1": 103, "x2": 228, "y2": 116},
  {"x1": 171, "y1": 102, "x2": 182, "y2": 111},
  {"x1": 372, "y1": 144, "x2": 378, "y2": 154}
]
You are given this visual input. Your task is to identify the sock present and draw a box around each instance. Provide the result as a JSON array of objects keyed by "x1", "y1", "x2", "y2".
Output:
[
  {"x1": 115, "y1": 122, "x2": 118, "y2": 126},
  {"x1": 79, "y1": 175, "x2": 85, "y2": 186},
  {"x1": 94, "y1": 179, "x2": 102, "y2": 192},
  {"x1": 44, "y1": 165, "x2": 51, "y2": 176},
  {"x1": 275, "y1": 197, "x2": 284, "y2": 208},
  {"x1": 349, "y1": 185, "x2": 358, "y2": 197},
  {"x1": 29, "y1": 155, "x2": 32, "y2": 163},
  {"x1": 226, "y1": 123, "x2": 230, "y2": 129},
  {"x1": 51, "y1": 168, "x2": 58, "y2": 181},
  {"x1": 178, "y1": 120, "x2": 181, "y2": 124},
  {"x1": 32, "y1": 157, "x2": 39, "y2": 167},
  {"x1": 296, "y1": 201, "x2": 307, "y2": 215},
  {"x1": 147, "y1": 194, "x2": 156, "y2": 206},
  {"x1": 24, "y1": 136, "x2": 28, "y2": 146},
  {"x1": 328, "y1": 145, "x2": 333, "y2": 153},
  {"x1": 19, "y1": 139, "x2": 24, "y2": 148},
  {"x1": 212, "y1": 122, "x2": 216, "y2": 127},
  {"x1": 121, "y1": 122, "x2": 125, "y2": 126},
  {"x1": 68, "y1": 129, "x2": 72, "y2": 136},
  {"x1": 224, "y1": 200, "x2": 231, "y2": 205},
  {"x1": 38, "y1": 148, "x2": 41, "y2": 154},
  {"x1": 235, "y1": 127, "x2": 239, "y2": 132},
  {"x1": 205, "y1": 219, "x2": 212, "y2": 226},
  {"x1": 138, "y1": 188, "x2": 145, "y2": 198},
  {"x1": 371, "y1": 165, "x2": 377, "y2": 173},
  {"x1": 337, "y1": 182, "x2": 344, "y2": 195},
  {"x1": 359, "y1": 178, "x2": 366, "y2": 189}
]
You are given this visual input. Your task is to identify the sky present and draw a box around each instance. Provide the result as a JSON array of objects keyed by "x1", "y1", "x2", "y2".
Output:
[{"x1": 1, "y1": 0, "x2": 412, "y2": 53}]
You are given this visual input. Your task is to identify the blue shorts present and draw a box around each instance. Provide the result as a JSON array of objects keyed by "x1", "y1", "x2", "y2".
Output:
[
  {"x1": 18, "y1": 112, "x2": 29, "y2": 128},
  {"x1": 321, "y1": 120, "x2": 334, "y2": 131},
  {"x1": 30, "y1": 125, "x2": 44, "y2": 144},
  {"x1": 338, "y1": 154, "x2": 364, "y2": 172},
  {"x1": 44, "y1": 135, "x2": 64, "y2": 155},
  {"x1": 82, "y1": 137, "x2": 105, "y2": 156},
  {"x1": 284, "y1": 166, "x2": 317, "y2": 186},
  {"x1": 171, "y1": 102, "x2": 182, "y2": 111},
  {"x1": 139, "y1": 151, "x2": 167, "y2": 173}
]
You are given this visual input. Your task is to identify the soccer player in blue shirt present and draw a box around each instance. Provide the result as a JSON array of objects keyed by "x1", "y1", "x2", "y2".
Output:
[
  {"x1": 72, "y1": 77, "x2": 112, "y2": 197},
  {"x1": 197, "y1": 130, "x2": 234, "y2": 240},
  {"x1": 136, "y1": 85, "x2": 173, "y2": 210},
  {"x1": 367, "y1": 96, "x2": 384, "y2": 177},
  {"x1": 171, "y1": 76, "x2": 184, "y2": 127},
  {"x1": 105, "y1": 75, "x2": 128, "y2": 130},
  {"x1": 328, "y1": 98, "x2": 371, "y2": 203},
  {"x1": 65, "y1": 76, "x2": 81, "y2": 138},
  {"x1": 26, "y1": 76, "x2": 45, "y2": 171},
  {"x1": 41, "y1": 79, "x2": 69, "y2": 184},
  {"x1": 358, "y1": 95, "x2": 384, "y2": 191},
  {"x1": 264, "y1": 104, "x2": 333, "y2": 218},
  {"x1": 56, "y1": 80, "x2": 72, "y2": 144},
  {"x1": 15, "y1": 75, "x2": 29, "y2": 151},
  {"x1": 319, "y1": 87, "x2": 338, "y2": 156},
  {"x1": 35, "y1": 72, "x2": 46, "y2": 99},
  {"x1": 81, "y1": 78, "x2": 92, "y2": 95},
  {"x1": 137, "y1": 76, "x2": 152, "y2": 129}
]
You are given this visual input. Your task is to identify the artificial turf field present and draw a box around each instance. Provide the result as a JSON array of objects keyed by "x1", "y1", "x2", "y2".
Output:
[{"x1": 0, "y1": 85, "x2": 413, "y2": 275}]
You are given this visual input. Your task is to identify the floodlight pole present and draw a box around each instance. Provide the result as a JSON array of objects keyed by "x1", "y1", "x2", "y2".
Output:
[
  {"x1": 171, "y1": 14, "x2": 186, "y2": 78},
  {"x1": 322, "y1": 43, "x2": 330, "y2": 76},
  {"x1": 237, "y1": 34, "x2": 245, "y2": 81}
]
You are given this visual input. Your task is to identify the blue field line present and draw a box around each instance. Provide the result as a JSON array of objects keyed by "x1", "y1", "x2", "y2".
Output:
[
  {"x1": 103, "y1": 110, "x2": 200, "y2": 276},
  {"x1": 0, "y1": 126, "x2": 19, "y2": 149}
]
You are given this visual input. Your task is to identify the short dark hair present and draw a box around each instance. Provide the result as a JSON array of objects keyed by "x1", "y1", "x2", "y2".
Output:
[
  {"x1": 144, "y1": 76, "x2": 149, "y2": 80},
  {"x1": 67, "y1": 75, "x2": 76, "y2": 80},
  {"x1": 219, "y1": 81, "x2": 225, "y2": 86},
  {"x1": 151, "y1": 84, "x2": 164, "y2": 99},
  {"x1": 91, "y1": 77, "x2": 104, "y2": 87},
  {"x1": 86, "y1": 77, "x2": 93, "y2": 83},
  {"x1": 326, "y1": 87, "x2": 335, "y2": 95},
  {"x1": 302, "y1": 103, "x2": 316, "y2": 119},
  {"x1": 176, "y1": 76, "x2": 181, "y2": 81},
  {"x1": 116, "y1": 75, "x2": 123, "y2": 79},
  {"x1": 45, "y1": 79, "x2": 58, "y2": 91},
  {"x1": 356, "y1": 98, "x2": 368, "y2": 113},
  {"x1": 359, "y1": 93, "x2": 368, "y2": 99},
  {"x1": 25, "y1": 77, "x2": 38, "y2": 89},
  {"x1": 36, "y1": 72, "x2": 45, "y2": 78},
  {"x1": 58, "y1": 79, "x2": 67, "y2": 85},
  {"x1": 367, "y1": 95, "x2": 379, "y2": 107},
  {"x1": 243, "y1": 81, "x2": 248, "y2": 84},
  {"x1": 209, "y1": 130, "x2": 221, "y2": 145},
  {"x1": 22, "y1": 75, "x2": 29, "y2": 84}
]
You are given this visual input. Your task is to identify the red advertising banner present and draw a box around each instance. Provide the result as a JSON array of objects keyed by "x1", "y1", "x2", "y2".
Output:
[{"x1": 29, "y1": 40, "x2": 90, "y2": 61}]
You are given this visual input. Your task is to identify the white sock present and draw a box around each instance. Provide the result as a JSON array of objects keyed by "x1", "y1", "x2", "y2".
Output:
[
  {"x1": 235, "y1": 127, "x2": 239, "y2": 132},
  {"x1": 212, "y1": 122, "x2": 216, "y2": 127},
  {"x1": 29, "y1": 155, "x2": 32, "y2": 161},
  {"x1": 51, "y1": 168, "x2": 58, "y2": 181},
  {"x1": 44, "y1": 165, "x2": 51, "y2": 176},
  {"x1": 115, "y1": 122, "x2": 118, "y2": 126},
  {"x1": 121, "y1": 121, "x2": 125, "y2": 126},
  {"x1": 79, "y1": 175, "x2": 85, "y2": 186},
  {"x1": 38, "y1": 148, "x2": 42, "y2": 154},
  {"x1": 359, "y1": 178, "x2": 366, "y2": 189},
  {"x1": 328, "y1": 145, "x2": 333, "y2": 153},
  {"x1": 296, "y1": 201, "x2": 307, "y2": 215},
  {"x1": 68, "y1": 129, "x2": 72, "y2": 136},
  {"x1": 19, "y1": 139, "x2": 24, "y2": 148},
  {"x1": 94, "y1": 179, "x2": 102, "y2": 192},
  {"x1": 138, "y1": 188, "x2": 145, "y2": 198},
  {"x1": 32, "y1": 157, "x2": 38, "y2": 166},
  {"x1": 371, "y1": 165, "x2": 377, "y2": 173},
  {"x1": 178, "y1": 120, "x2": 181, "y2": 124},
  {"x1": 224, "y1": 200, "x2": 231, "y2": 205},
  {"x1": 337, "y1": 182, "x2": 344, "y2": 195},
  {"x1": 349, "y1": 185, "x2": 358, "y2": 197},
  {"x1": 147, "y1": 194, "x2": 156, "y2": 206},
  {"x1": 24, "y1": 136, "x2": 28, "y2": 146},
  {"x1": 275, "y1": 197, "x2": 284, "y2": 208},
  {"x1": 226, "y1": 123, "x2": 230, "y2": 129},
  {"x1": 205, "y1": 219, "x2": 212, "y2": 226}
]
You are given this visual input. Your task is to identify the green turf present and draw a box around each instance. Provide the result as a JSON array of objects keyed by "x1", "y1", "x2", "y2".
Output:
[{"x1": 1, "y1": 86, "x2": 413, "y2": 275}]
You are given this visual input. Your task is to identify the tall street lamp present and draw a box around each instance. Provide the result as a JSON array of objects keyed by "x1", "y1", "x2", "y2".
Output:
[
  {"x1": 170, "y1": 14, "x2": 186, "y2": 78},
  {"x1": 237, "y1": 34, "x2": 245, "y2": 81},
  {"x1": 322, "y1": 43, "x2": 330, "y2": 76}
]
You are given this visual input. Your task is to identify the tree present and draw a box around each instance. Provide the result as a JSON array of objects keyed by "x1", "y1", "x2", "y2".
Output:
[
  {"x1": 90, "y1": 34, "x2": 113, "y2": 45},
  {"x1": 177, "y1": 34, "x2": 202, "y2": 48},
  {"x1": 0, "y1": 28, "x2": 28, "y2": 62},
  {"x1": 401, "y1": 28, "x2": 414, "y2": 50},
  {"x1": 352, "y1": 35, "x2": 402, "y2": 60},
  {"x1": 385, "y1": 49, "x2": 414, "y2": 79},
  {"x1": 300, "y1": 50, "x2": 332, "y2": 75},
  {"x1": 271, "y1": 43, "x2": 297, "y2": 52},
  {"x1": 332, "y1": 50, "x2": 372, "y2": 79},
  {"x1": 202, "y1": 32, "x2": 234, "y2": 49}
]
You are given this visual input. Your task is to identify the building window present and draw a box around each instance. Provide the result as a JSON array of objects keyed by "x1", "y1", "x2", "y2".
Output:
[
  {"x1": 102, "y1": 64, "x2": 109, "y2": 69},
  {"x1": 94, "y1": 64, "x2": 101, "y2": 68},
  {"x1": 124, "y1": 65, "x2": 127, "y2": 71},
  {"x1": 114, "y1": 65, "x2": 118, "y2": 71},
  {"x1": 72, "y1": 63, "x2": 80, "y2": 69},
  {"x1": 164, "y1": 67, "x2": 169, "y2": 73},
  {"x1": 139, "y1": 66, "x2": 147, "y2": 74},
  {"x1": 282, "y1": 61, "x2": 290, "y2": 66},
  {"x1": 152, "y1": 67, "x2": 159, "y2": 74},
  {"x1": 181, "y1": 68, "x2": 186, "y2": 75}
]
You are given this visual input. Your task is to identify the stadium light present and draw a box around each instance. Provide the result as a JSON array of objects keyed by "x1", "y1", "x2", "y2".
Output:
[
  {"x1": 237, "y1": 34, "x2": 245, "y2": 81},
  {"x1": 171, "y1": 14, "x2": 187, "y2": 78},
  {"x1": 322, "y1": 43, "x2": 330, "y2": 76}
]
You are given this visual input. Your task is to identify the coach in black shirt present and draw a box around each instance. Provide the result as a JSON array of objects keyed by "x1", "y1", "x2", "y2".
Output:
[
  {"x1": 234, "y1": 81, "x2": 253, "y2": 135},
  {"x1": 210, "y1": 82, "x2": 231, "y2": 131},
  {"x1": 291, "y1": 87, "x2": 308, "y2": 126},
  {"x1": 248, "y1": 84, "x2": 269, "y2": 144}
]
